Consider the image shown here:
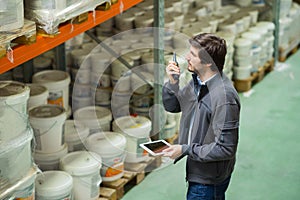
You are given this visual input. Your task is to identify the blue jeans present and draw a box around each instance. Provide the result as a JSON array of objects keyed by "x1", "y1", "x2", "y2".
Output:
[{"x1": 187, "y1": 176, "x2": 231, "y2": 200}]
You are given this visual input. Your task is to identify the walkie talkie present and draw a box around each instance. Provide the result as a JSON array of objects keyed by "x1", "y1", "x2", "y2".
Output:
[{"x1": 172, "y1": 52, "x2": 179, "y2": 81}]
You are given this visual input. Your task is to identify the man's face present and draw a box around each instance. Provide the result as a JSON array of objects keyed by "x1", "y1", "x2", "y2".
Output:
[{"x1": 185, "y1": 46, "x2": 202, "y2": 73}]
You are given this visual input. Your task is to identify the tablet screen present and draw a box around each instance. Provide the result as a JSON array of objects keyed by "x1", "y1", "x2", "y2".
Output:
[{"x1": 143, "y1": 141, "x2": 169, "y2": 153}]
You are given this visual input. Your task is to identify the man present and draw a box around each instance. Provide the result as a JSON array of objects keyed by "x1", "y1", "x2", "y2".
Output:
[{"x1": 162, "y1": 33, "x2": 240, "y2": 200}]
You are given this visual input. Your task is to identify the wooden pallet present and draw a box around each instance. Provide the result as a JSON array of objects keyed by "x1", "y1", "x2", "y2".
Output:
[
  {"x1": 234, "y1": 58, "x2": 275, "y2": 92},
  {"x1": 99, "y1": 187, "x2": 117, "y2": 200},
  {"x1": 37, "y1": 12, "x2": 90, "y2": 37},
  {"x1": 0, "y1": 19, "x2": 36, "y2": 59},
  {"x1": 279, "y1": 39, "x2": 300, "y2": 62},
  {"x1": 96, "y1": 1, "x2": 112, "y2": 11},
  {"x1": 100, "y1": 156, "x2": 162, "y2": 199}
]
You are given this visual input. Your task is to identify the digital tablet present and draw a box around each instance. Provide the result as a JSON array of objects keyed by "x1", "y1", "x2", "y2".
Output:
[{"x1": 139, "y1": 140, "x2": 171, "y2": 156}]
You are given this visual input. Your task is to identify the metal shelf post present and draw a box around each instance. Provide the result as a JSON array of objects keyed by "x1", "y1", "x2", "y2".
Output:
[{"x1": 153, "y1": 0, "x2": 165, "y2": 139}]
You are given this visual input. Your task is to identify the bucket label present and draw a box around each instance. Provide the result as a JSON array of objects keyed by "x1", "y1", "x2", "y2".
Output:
[
  {"x1": 137, "y1": 138, "x2": 150, "y2": 158},
  {"x1": 48, "y1": 91, "x2": 63, "y2": 107},
  {"x1": 101, "y1": 154, "x2": 125, "y2": 178},
  {"x1": 103, "y1": 162, "x2": 124, "y2": 177}
]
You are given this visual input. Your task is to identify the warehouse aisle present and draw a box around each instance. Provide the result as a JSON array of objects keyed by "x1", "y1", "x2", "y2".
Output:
[{"x1": 122, "y1": 50, "x2": 300, "y2": 200}]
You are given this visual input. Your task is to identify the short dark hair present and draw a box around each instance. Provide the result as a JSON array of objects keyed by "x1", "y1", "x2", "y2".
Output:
[{"x1": 189, "y1": 33, "x2": 227, "y2": 73}]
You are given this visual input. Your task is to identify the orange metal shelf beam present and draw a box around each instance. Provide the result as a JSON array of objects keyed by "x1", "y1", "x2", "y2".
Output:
[{"x1": 0, "y1": 0, "x2": 143, "y2": 74}]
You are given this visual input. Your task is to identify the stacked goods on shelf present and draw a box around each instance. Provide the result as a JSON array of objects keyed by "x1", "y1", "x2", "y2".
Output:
[
  {"x1": 0, "y1": 81, "x2": 36, "y2": 199},
  {"x1": 0, "y1": 0, "x2": 24, "y2": 31},
  {"x1": 278, "y1": 1, "x2": 300, "y2": 61},
  {"x1": 24, "y1": 0, "x2": 111, "y2": 35},
  {"x1": 0, "y1": 19, "x2": 36, "y2": 60}
]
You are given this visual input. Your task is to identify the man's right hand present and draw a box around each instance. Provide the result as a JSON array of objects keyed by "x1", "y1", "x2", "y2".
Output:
[{"x1": 166, "y1": 61, "x2": 180, "y2": 84}]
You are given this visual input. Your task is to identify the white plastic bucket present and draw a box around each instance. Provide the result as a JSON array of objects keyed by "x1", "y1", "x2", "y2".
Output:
[
  {"x1": 72, "y1": 67, "x2": 90, "y2": 84},
  {"x1": 0, "y1": 81, "x2": 30, "y2": 142},
  {"x1": 86, "y1": 132, "x2": 126, "y2": 182},
  {"x1": 111, "y1": 57, "x2": 133, "y2": 78},
  {"x1": 256, "y1": 22, "x2": 275, "y2": 38},
  {"x1": 96, "y1": 101, "x2": 111, "y2": 110},
  {"x1": 33, "y1": 144, "x2": 68, "y2": 171},
  {"x1": 60, "y1": 151, "x2": 102, "y2": 200},
  {"x1": 111, "y1": 90, "x2": 131, "y2": 108},
  {"x1": 33, "y1": 57, "x2": 52, "y2": 73},
  {"x1": 35, "y1": 171, "x2": 73, "y2": 200},
  {"x1": 132, "y1": 93, "x2": 153, "y2": 108},
  {"x1": 131, "y1": 106, "x2": 151, "y2": 118},
  {"x1": 241, "y1": 31, "x2": 262, "y2": 49},
  {"x1": 74, "y1": 106, "x2": 112, "y2": 134},
  {"x1": 0, "y1": 128, "x2": 33, "y2": 184},
  {"x1": 112, "y1": 116, "x2": 151, "y2": 163},
  {"x1": 130, "y1": 71, "x2": 154, "y2": 95},
  {"x1": 91, "y1": 73, "x2": 111, "y2": 88},
  {"x1": 29, "y1": 104, "x2": 66, "y2": 153},
  {"x1": 27, "y1": 83, "x2": 49, "y2": 109},
  {"x1": 235, "y1": 0, "x2": 252, "y2": 7},
  {"x1": 70, "y1": 49, "x2": 90, "y2": 69},
  {"x1": 72, "y1": 96, "x2": 92, "y2": 112},
  {"x1": 90, "y1": 52, "x2": 111, "y2": 75},
  {"x1": 111, "y1": 74, "x2": 131, "y2": 92},
  {"x1": 251, "y1": 47, "x2": 262, "y2": 70},
  {"x1": 64, "y1": 120, "x2": 89, "y2": 152},
  {"x1": 93, "y1": 87, "x2": 111, "y2": 103},
  {"x1": 32, "y1": 70, "x2": 71, "y2": 110},
  {"x1": 234, "y1": 55, "x2": 252, "y2": 67},
  {"x1": 234, "y1": 38, "x2": 252, "y2": 56},
  {"x1": 13, "y1": 173, "x2": 36, "y2": 199},
  {"x1": 72, "y1": 83, "x2": 91, "y2": 97},
  {"x1": 233, "y1": 65, "x2": 252, "y2": 79}
]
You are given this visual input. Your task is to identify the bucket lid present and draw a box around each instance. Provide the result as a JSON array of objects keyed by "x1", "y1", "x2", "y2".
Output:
[
  {"x1": 34, "y1": 144, "x2": 68, "y2": 161},
  {"x1": 33, "y1": 57, "x2": 52, "y2": 69},
  {"x1": 234, "y1": 38, "x2": 252, "y2": 47},
  {"x1": 32, "y1": 70, "x2": 70, "y2": 85},
  {"x1": 64, "y1": 120, "x2": 89, "y2": 142},
  {"x1": 86, "y1": 132, "x2": 126, "y2": 155},
  {"x1": 0, "y1": 81, "x2": 30, "y2": 105},
  {"x1": 27, "y1": 84, "x2": 48, "y2": 97},
  {"x1": 74, "y1": 106, "x2": 112, "y2": 126},
  {"x1": 35, "y1": 171, "x2": 73, "y2": 197},
  {"x1": 29, "y1": 104, "x2": 66, "y2": 119},
  {"x1": 241, "y1": 32, "x2": 261, "y2": 42},
  {"x1": 256, "y1": 21, "x2": 275, "y2": 30},
  {"x1": 60, "y1": 151, "x2": 102, "y2": 176},
  {"x1": 112, "y1": 116, "x2": 151, "y2": 137}
]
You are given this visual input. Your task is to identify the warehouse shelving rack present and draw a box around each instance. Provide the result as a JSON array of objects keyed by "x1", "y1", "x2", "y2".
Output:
[{"x1": 0, "y1": 0, "x2": 143, "y2": 74}]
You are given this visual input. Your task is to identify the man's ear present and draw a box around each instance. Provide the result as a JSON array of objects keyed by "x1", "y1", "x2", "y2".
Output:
[{"x1": 205, "y1": 63, "x2": 212, "y2": 68}]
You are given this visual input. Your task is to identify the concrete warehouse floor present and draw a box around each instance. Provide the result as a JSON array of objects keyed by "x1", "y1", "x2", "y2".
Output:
[{"x1": 122, "y1": 50, "x2": 300, "y2": 200}]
